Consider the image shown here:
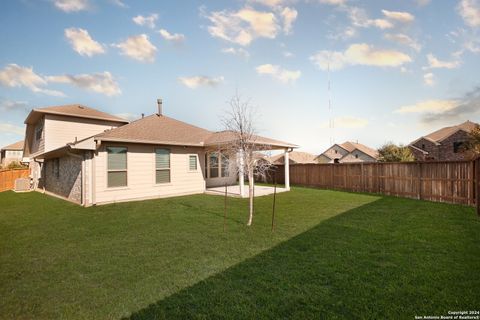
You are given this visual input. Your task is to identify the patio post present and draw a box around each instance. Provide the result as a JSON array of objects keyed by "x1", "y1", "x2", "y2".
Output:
[
  {"x1": 239, "y1": 149, "x2": 245, "y2": 197},
  {"x1": 284, "y1": 148, "x2": 290, "y2": 191}
]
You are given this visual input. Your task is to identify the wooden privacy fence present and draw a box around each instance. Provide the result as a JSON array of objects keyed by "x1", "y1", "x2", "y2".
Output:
[
  {"x1": 270, "y1": 160, "x2": 480, "y2": 209},
  {"x1": 0, "y1": 168, "x2": 30, "y2": 192}
]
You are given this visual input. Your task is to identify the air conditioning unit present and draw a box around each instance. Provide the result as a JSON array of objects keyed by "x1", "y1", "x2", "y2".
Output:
[{"x1": 14, "y1": 178, "x2": 30, "y2": 192}]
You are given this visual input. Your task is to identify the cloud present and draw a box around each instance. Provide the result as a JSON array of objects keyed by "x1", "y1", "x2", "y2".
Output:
[
  {"x1": 132, "y1": 14, "x2": 158, "y2": 29},
  {"x1": 381, "y1": 10, "x2": 415, "y2": 23},
  {"x1": 0, "y1": 123, "x2": 24, "y2": 135},
  {"x1": 204, "y1": 6, "x2": 295, "y2": 46},
  {"x1": 0, "y1": 100, "x2": 29, "y2": 112},
  {"x1": 346, "y1": 7, "x2": 393, "y2": 30},
  {"x1": 395, "y1": 88, "x2": 480, "y2": 124},
  {"x1": 310, "y1": 43, "x2": 412, "y2": 70},
  {"x1": 255, "y1": 64, "x2": 301, "y2": 83},
  {"x1": 319, "y1": 0, "x2": 347, "y2": 5},
  {"x1": 52, "y1": 0, "x2": 89, "y2": 12},
  {"x1": 395, "y1": 99, "x2": 459, "y2": 114},
  {"x1": 447, "y1": 28, "x2": 480, "y2": 55},
  {"x1": 423, "y1": 73, "x2": 435, "y2": 86},
  {"x1": 158, "y1": 29, "x2": 185, "y2": 43},
  {"x1": 64, "y1": 28, "x2": 105, "y2": 57},
  {"x1": 320, "y1": 116, "x2": 368, "y2": 129},
  {"x1": 114, "y1": 34, "x2": 157, "y2": 62},
  {"x1": 280, "y1": 7, "x2": 298, "y2": 34},
  {"x1": 221, "y1": 47, "x2": 250, "y2": 58},
  {"x1": 109, "y1": 0, "x2": 127, "y2": 8},
  {"x1": 178, "y1": 76, "x2": 225, "y2": 89},
  {"x1": 416, "y1": 0, "x2": 431, "y2": 6},
  {"x1": 457, "y1": 0, "x2": 480, "y2": 28},
  {"x1": 384, "y1": 33, "x2": 421, "y2": 51},
  {"x1": 115, "y1": 113, "x2": 138, "y2": 121},
  {"x1": 425, "y1": 53, "x2": 461, "y2": 69},
  {"x1": 0, "y1": 64, "x2": 64, "y2": 97},
  {"x1": 47, "y1": 72, "x2": 121, "y2": 96}
]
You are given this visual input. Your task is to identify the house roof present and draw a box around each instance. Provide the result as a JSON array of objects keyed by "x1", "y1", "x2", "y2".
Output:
[
  {"x1": 269, "y1": 151, "x2": 317, "y2": 164},
  {"x1": 335, "y1": 141, "x2": 378, "y2": 159},
  {"x1": 24, "y1": 104, "x2": 129, "y2": 124},
  {"x1": 1, "y1": 140, "x2": 24, "y2": 151},
  {"x1": 423, "y1": 121, "x2": 478, "y2": 143},
  {"x1": 204, "y1": 130, "x2": 297, "y2": 149},
  {"x1": 94, "y1": 114, "x2": 297, "y2": 149}
]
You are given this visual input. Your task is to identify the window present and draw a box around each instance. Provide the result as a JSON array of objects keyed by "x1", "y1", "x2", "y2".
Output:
[
  {"x1": 334, "y1": 149, "x2": 338, "y2": 154},
  {"x1": 355, "y1": 154, "x2": 359, "y2": 159},
  {"x1": 209, "y1": 153, "x2": 219, "y2": 178},
  {"x1": 421, "y1": 144, "x2": 425, "y2": 150},
  {"x1": 221, "y1": 153, "x2": 229, "y2": 177},
  {"x1": 189, "y1": 155, "x2": 197, "y2": 171},
  {"x1": 107, "y1": 147, "x2": 127, "y2": 188},
  {"x1": 453, "y1": 141, "x2": 464, "y2": 153},
  {"x1": 155, "y1": 148, "x2": 170, "y2": 183}
]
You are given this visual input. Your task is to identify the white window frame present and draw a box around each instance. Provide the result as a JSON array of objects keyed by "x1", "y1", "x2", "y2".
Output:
[
  {"x1": 188, "y1": 154, "x2": 198, "y2": 172},
  {"x1": 155, "y1": 148, "x2": 171, "y2": 184},
  {"x1": 107, "y1": 146, "x2": 128, "y2": 188}
]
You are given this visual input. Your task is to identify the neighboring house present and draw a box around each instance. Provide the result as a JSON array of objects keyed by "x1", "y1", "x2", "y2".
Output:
[
  {"x1": 269, "y1": 151, "x2": 317, "y2": 165},
  {"x1": 409, "y1": 120, "x2": 478, "y2": 161},
  {"x1": 316, "y1": 141, "x2": 378, "y2": 163},
  {"x1": 0, "y1": 140, "x2": 24, "y2": 166},
  {"x1": 24, "y1": 104, "x2": 296, "y2": 206}
]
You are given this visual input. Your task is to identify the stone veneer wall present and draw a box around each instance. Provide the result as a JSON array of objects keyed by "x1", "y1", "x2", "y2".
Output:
[{"x1": 44, "y1": 155, "x2": 82, "y2": 203}]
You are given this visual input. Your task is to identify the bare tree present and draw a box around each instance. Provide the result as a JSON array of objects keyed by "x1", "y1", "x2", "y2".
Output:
[{"x1": 221, "y1": 93, "x2": 273, "y2": 226}]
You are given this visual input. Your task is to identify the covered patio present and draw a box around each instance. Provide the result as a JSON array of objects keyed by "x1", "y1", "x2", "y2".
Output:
[{"x1": 205, "y1": 184, "x2": 288, "y2": 198}]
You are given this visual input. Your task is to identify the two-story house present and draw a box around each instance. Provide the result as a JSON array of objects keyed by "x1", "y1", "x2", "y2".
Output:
[
  {"x1": 23, "y1": 103, "x2": 296, "y2": 206},
  {"x1": 316, "y1": 141, "x2": 378, "y2": 163},
  {"x1": 409, "y1": 121, "x2": 478, "y2": 161},
  {"x1": 0, "y1": 140, "x2": 25, "y2": 166}
]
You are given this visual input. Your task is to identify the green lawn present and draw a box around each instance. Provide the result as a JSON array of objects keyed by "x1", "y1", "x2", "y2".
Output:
[{"x1": 0, "y1": 188, "x2": 479, "y2": 319}]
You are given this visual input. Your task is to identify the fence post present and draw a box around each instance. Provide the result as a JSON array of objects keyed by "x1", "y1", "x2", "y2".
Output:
[
  {"x1": 476, "y1": 158, "x2": 480, "y2": 216},
  {"x1": 360, "y1": 162, "x2": 364, "y2": 192},
  {"x1": 417, "y1": 162, "x2": 422, "y2": 200}
]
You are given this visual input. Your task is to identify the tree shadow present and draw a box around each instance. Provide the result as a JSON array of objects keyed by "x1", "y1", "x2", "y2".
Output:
[{"x1": 123, "y1": 197, "x2": 479, "y2": 319}]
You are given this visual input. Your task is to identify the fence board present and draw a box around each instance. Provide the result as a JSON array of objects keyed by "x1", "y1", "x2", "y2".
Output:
[
  {"x1": 269, "y1": 161, "x2": 477, "y2": 206},
  {"x1": 0, "y1": 169, "x2": 30, "y2": 192}
]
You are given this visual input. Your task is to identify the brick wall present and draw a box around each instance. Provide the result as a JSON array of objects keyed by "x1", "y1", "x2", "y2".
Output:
[
  {"x1": 411, "y1": 131, "x2": 470, "y2": 161},
  {"x1": 44, "y1": 155, "x2": 82, "y2": 203}
]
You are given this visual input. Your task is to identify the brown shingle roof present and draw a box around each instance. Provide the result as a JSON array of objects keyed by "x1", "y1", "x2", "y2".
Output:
[
  {"x1": 204, "y1": 130, "x2": 297, "y2": 148},
  {"x1": 95, "y1": 115, "x2": 297, "y2": 148},
  {"x1": 25, "y1": 104, "x2": 128, "y2": 124},
  {"x1": 1, "y1": 140, "x2": 24, "y2": 151},
  {"x1": 424, "y1": 120, "x2": 478, "y2": 142},
  {"x1": 339, "y1": 141, "x2": 378, "y2": 158},
  {"x1": 269, "y1": 151, "x2": 317, "y2": 164}
]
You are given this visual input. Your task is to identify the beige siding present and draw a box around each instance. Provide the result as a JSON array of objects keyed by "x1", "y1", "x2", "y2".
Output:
[
  {"x1": 322, "y1": 145, "x2": 348, "y2": 162},
  {"x1": 92, "y1": 143, "x2": 207, "y2": 205},
  {"x1": 44, "y1": 114, "x2": 122, "y2": 152},
  {"x1": 341, "y1": 151, "x2": 376, "y2": 163},
  {"x1": 29, "y1": 117, "x2": 45, "y2": 157}
]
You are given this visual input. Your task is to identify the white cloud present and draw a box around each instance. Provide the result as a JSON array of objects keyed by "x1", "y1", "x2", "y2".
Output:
[
  {"x1": 381, "y1": 10, "x2": 415, "y2": 23},
  {"x1": 255, "y1": 64, "x2": 301, "y2": 83},
  {"x1": 114, "y1": 34, "x2": 157, "y2": 62},
  {"x1": 384, "y1": 33, "x2": 421, "y2": 51},
  {"x1": 319, "y1": 0, "x2": 347, "y2": 5},
  {"x1": 425, "y1": 53, "x2": 461, "y2": 69},
  {"x1": 64, "y1": 28, "x2": 105, "y2": 57},
  {"x1": 0, "y1": 64, "x2": 64, "y2": 97},
  {"x1": 221, "y1": 47, "x2": 250, "y2": 58},
  {"x1": 320, "y1": 116, "x2": 368, "y2": 129},
  {"x1": 52, "y1": 0, "x2": 89, "y2": 12},
  {"x1": 132, "y1": 14, "x2": 158, "y2": 29},
  {"x1": 109, "y1": 0, "x2": 127, "y2": 8},
  {"x1": 370, "y1": 19, "x2": 394, "y2": 29},
  {"x1": 0, "y1": 123, "x2": 24, "y2": 135},
  {"x1": 280, "y1": 7, "x2": 298, "y2": 34},
  {"x1": 416, "y1": 0, "x2": 431, "y2": 6},
  {"x1": 204, "y1": 6, "x2": 295, "y2": 46},
  {"x1": 247, "y1": 0, "x2": 288, "y2": 7},
  {"x1": 47, "y1": 72, "x2": 121, "y2": 96},
  {"x1": 310, "y1": 43, "x2": 412, "y2": 70},
  {"x1": 158, "y1": 29, "x2": 185, "y2": 43},
  {"x1": 0, "y1": 100, "x2": 28, "y2": 112},
  {"x1": 346, "y1": 7, "x2": 393, "y2": 30},
  {"x1": 395, "y1": 99, "x2": 459, "y2": 114},
  {"x1": 423, "y1": 73, "x2": 435, "y2": 86},
  {"x1": 115, "y1": 113, "x2": 138, "y2": 121},
  {"x1": 178, "y1": 76, "x2": 225, "y2": 89},
  {"x1": 457, "y1": 0, "x2": 480, "y2": 27}
]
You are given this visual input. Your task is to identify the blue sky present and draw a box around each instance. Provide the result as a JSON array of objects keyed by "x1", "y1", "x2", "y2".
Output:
[{"x1": 0, "y1": 0, "x2": 479, "y2": 153}]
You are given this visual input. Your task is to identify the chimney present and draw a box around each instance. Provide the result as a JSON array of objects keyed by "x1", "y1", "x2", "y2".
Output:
[{"x1": 157, "y1": 98, "x2": 163, "y2": 116}]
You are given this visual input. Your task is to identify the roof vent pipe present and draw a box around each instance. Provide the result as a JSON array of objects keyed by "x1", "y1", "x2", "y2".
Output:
[{"x1": 157, "y1": 98, "x2": 163, "y2": 116}]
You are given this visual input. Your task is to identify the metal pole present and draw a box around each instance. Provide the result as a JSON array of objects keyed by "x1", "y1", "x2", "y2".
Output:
[{"x1": 272, "y1": 172, "x2": 277, "y2": 232}]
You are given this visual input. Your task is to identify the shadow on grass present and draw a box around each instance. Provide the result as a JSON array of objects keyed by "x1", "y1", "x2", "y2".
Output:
[{"x1": 124, "y1": 197, "x2": 479, "y2": 320}]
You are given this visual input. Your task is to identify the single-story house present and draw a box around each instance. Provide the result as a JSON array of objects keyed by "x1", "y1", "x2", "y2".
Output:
[
  {"x1": 268, "y1": 151, "x2": 317, "y2": 165},
  {"x1": 24, "y1": 103, "x2": 296, "y2": 206}
]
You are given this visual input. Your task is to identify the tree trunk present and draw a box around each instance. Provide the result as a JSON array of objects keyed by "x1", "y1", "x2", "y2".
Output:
[{"x1": 247, "y1": 172, "x2": 254, "y2": 226}]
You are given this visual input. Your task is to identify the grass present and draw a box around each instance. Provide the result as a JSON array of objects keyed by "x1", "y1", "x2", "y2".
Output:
[{"x1": 0, "y1": 187, "x2": 479, "y2": 319}]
